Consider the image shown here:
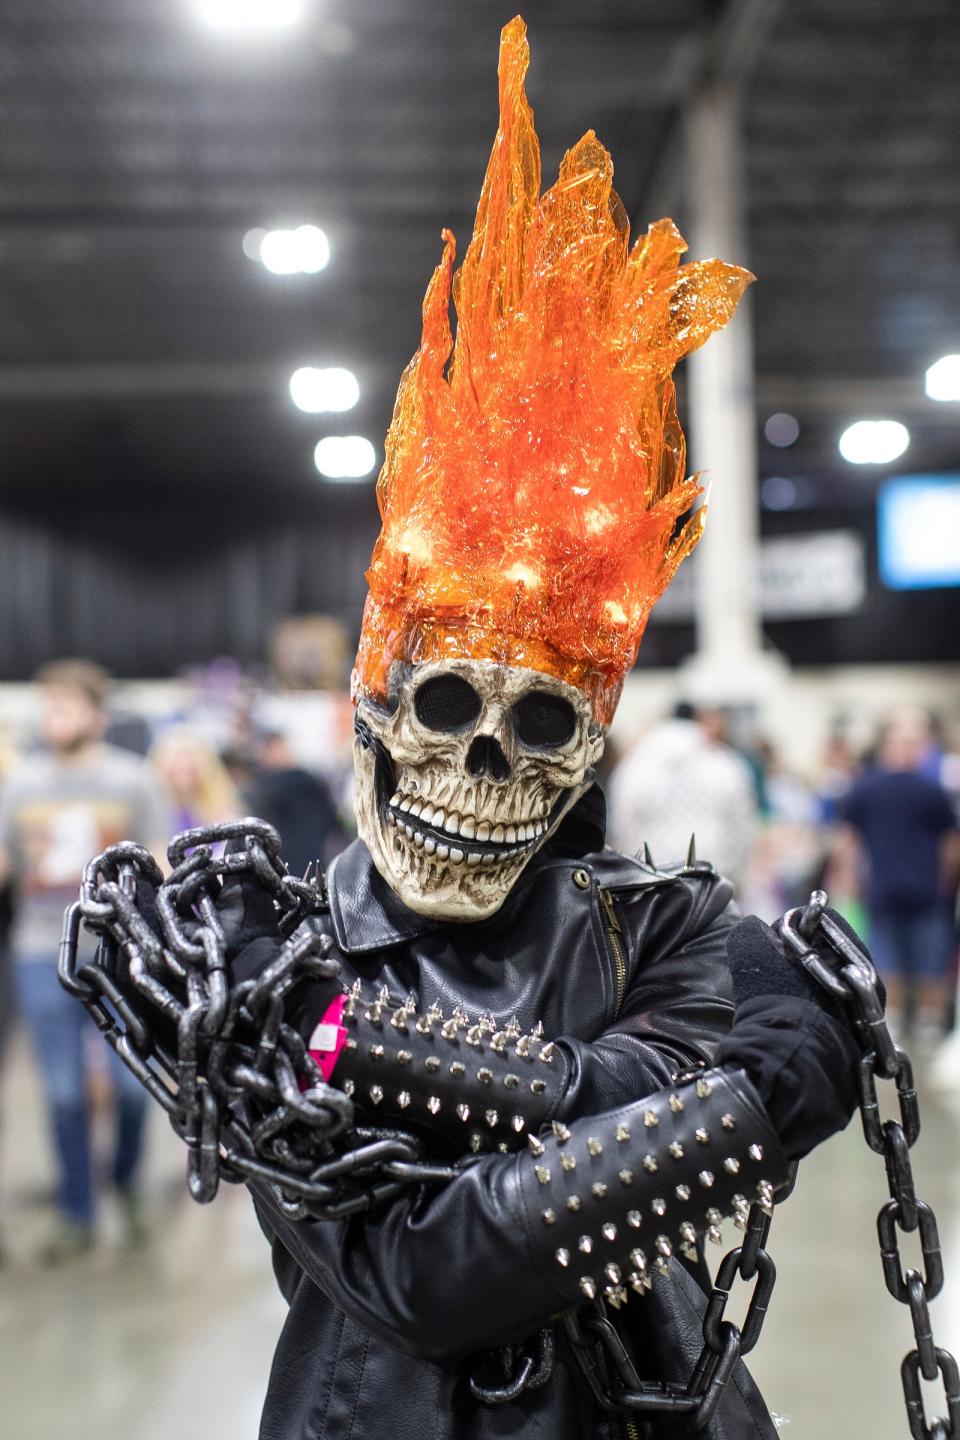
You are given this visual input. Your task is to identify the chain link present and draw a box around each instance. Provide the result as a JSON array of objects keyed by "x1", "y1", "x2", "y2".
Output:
[{"x1": 60, "y1": 821, "x2": 459, "y2": 1220}]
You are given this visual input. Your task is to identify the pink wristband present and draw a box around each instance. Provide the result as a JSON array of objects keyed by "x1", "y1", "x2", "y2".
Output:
[{"x1": 306, "y1": 993, "x2": 349, "y2": 1082}]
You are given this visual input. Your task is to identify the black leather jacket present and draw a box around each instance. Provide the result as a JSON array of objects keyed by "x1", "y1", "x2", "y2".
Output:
[{"x1": 250, "y1": 793, "x2": 778, "y2": 1440}]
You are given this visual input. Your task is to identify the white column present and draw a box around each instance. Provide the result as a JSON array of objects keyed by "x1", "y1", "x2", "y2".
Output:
[{"x1": 680, "y1": 80, "x2": 788, "y2": 705}]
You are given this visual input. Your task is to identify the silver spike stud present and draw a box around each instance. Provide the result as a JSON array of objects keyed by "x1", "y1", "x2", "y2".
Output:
[
  {"x1": 477, "y1": 1068, "x2": 493, "y2": 1084},
  {"x1": 616, "y1": 1124, "x2": 631, "y2": 1143},
  {"x1": 706, "y1": 1208, "x2": 723, "y2": 1227},
  {"x1": 680, "y1": 1222, "x2": 697, "y2": 1244},
  {"x1": 555, "y1": 1247, "x2": 570, "y2": 1267},
  {"x1": 504, "y1": 1073, "x2": 520, "y2": 1089},
  {"x1": 449, "y1": 1061, "x2": 465, "y2": 1077},
  {"x1": 397, "y1": 1091, "x2": 411, "y2": 1109},
  {"x1": 506, "y1": 1016, "x2": 522, "y2": 1039},
  {"x1": 675, "y1": 1184, "x2": 691, "y2": 1201},
  {"x1": 604, "y1": 1263, "x2": 622, "y2": 1285},
  {"x1": 369, "y1": 1044, "x2": 385, "y2": 1059},
  {"x1": 440, "y1": 1017, "x2": 460, "y2": 1040},
  {"x1": 552, "y1": 1120, "x2": 571, "y2": 1142},
  {"x1": 470, "y1": 1132, "x2": 483, "y2": 1153},
  {"x1": 427, "y1": 1096, "x2": 441, "y2": 1114},
  {"x1": 456, "y1": 1103, "x2": 470, "y2": 1122},
  {"x1": 643, "y1": 1155, "x2": 658, "y2": 1173},
  {"x1": 668, "y1": 1093, "x2": 684, "y2": 1114},
  {"x1": 534, "y1": 1166, "x2": 551, "y2": 1185},
  {"x1": 722, "y1": 1113, "x2": 736, "y2": 1131},
  {"x1": 543, "y1": 1209, "x2": 557, "y2": 1226},
  {"x1": 626, "y1": 1210, "x2": 642, "y2": 1229},
  {"x1": 707, "y1": 1225, "x2": 723, "y2": 1246},
  {"x1": 415, "y1": 1014, "x2": 433, "y2": 1035},
  {"x1": 643, "y1": 1110, "x2": 659, "y2": 1129},
  {"x1": 561, "y1": 1153, "x2": 577, "y2": 1172},
  {"x1": 601, "y1": 1222, "x2": 617, "y2": 1242},
  {"x1": 512, "y1": 1115, "x2": 525, "y2": 1132},
  {"x1": 643, "y1": 841, "x2": 655, "y2": 868},
  {"x1": 668, "y1": 1142, "x2": 684, "y2": 1160},
  {"x1": 578, "y1": 1235, "x2": 593, "y2": 1254},
  {"x1": 619, "y1": 1169, "x2": 635, "y2": 1186},
  {"x1": 531, "y1": 1078, "x2": 547, "y2": 1094},
  {"x1": 424, "y1": 1056, "x2": 440, "y2": 1073},
  {"x1": 651, "y1": 1197, "x2": 667, "y2": 1217},
  {"x1": 397, "y1": 1050, "x2": 412, "y2": 1066},
  {"x1": 748, "y1": 1143, "x2": 764, "y2": 1162},
  {"x1": 538, "y1": 1043, "x2": 556, "y2": 1064},
  {"x1": 656, "y1": 1236, "x2": 673, "y2": 1258},
  {"x1": 696, "y1": 1078, "x2": 712, "y2": 1099},
  {"x1": 724, "y1": 1157, "x2": 741, "y2": 1175},
  {"x1": 757, "y1": 1179, "x2": 775, "y2": 1215},
  {"x1": 655, "y1": 1257, "x2": 672, "y2": 1279},
  {"x1": 479, "y1": 1014, "x2": 497, "y2": 1035},
  {"x1": 490, "y1": 1032, "x2": 508, "y2": 1054},
  {"x1": 606, "y1": 1285, "x2": 628, "y2": 1310},
  {"x1": 390, "y1": 1006, "x2": 410, "y2": 1032},
  {"x1": 427, "y1": 1002, "x2": 443, "y2": 1023},
  {"x1": 515, "y1": 1036, "x2": 532, "y2": 1059},
  {"x1": 686, "y1": 833, "x2": 697, "y2": 867},
  {"x1": 699, "y1": 1171, "x2": 715, "y2": 1188},
  {"x1": 343, "y1": 1079, "x2": 355, "y2": 1097},
  {"x1": 586, "y1": 1137, "x2": 603, "y2": 1156},
  {"x1": 528, "y1": 1134, "x2": 545, "y2": 1157},
  {"x1": 566, "y1": 1195, "x2": 582, "y2": 1213},
  {"x1": 532, "y1": 1021, "x2": 544, "y2": 1040},
  {"x1": 369, "y1": 1085, "x2": 384, "y2": 1105},
  {"x1": 465, "y1": 1026, "x2": 483, "y2": 1047},
  {"x1": 579, "y1": 1277, "x2": 597, "y2": 1300},
  {"x1": 591, "y1": 1182, "x2": 608, "y2": 1200},
  {"x1": 485, "y1": 1109, "x2": 499, "y2": 1128},
  {"x1": 695, "y1": 1127, "x2": 710, "y2": 1145}
]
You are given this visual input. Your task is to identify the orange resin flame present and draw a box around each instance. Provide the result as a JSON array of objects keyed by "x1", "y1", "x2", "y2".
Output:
[{"x1": 353, "y1": 15, "x2": 752, "y2": 725}]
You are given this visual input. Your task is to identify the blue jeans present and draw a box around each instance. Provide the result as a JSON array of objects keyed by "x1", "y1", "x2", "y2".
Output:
[
  {"x1": 867, "y1": 902, "x2": 956, "y2": 983},
  {"x1": 14, "y1": 956, "x2": 148, "y2": 1227}
]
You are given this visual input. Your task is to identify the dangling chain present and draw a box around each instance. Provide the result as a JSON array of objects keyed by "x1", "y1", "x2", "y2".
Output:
[{"x1": 560, "y1": 890, "x2": 959, "y2": 1438}]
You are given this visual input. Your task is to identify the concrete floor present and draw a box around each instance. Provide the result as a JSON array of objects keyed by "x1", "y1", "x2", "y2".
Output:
[{"x1": 3, "y1": 1031, "x2": 960, "y2": 1440}]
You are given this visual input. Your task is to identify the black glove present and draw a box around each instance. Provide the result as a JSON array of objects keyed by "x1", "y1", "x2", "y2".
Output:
[{"x1": 715, "y1": 912, "x2": 873, "y2": 1162}]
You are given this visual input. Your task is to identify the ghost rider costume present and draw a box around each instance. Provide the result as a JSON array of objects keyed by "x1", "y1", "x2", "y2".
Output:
[{"x1": 63, "y1": 18, "x2": 871, "y2": 1440}]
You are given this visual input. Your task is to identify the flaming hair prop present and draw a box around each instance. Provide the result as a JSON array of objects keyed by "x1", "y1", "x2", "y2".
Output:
[{"x1": 353, "y1": 16, "x2": 752, "y2": 725}]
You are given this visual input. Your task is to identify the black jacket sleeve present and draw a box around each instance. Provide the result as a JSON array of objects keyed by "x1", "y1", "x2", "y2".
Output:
[{"x1": 555, "y1": 872, "x2": 738, "y2": 1123}]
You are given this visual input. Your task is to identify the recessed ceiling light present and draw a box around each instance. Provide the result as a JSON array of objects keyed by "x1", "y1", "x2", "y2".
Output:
[
  {"x1": 314, "y1": 436, "x2": 377, "y2": 481},
  {"x1": 258, "y1": 225, "x2": 330, "y2": 275},
  {"x1": 925, "y1": 354, "x2": 960, "y2": 402},
  {"x1": 838, "y1": 420, "x2": 909, "y2": 465},
  {"x1": 290, "y1": 367, "x2": 359, "y2": 413},
  {"x1": 194, "y1": 0, "x2": 303, "y2": 30}
]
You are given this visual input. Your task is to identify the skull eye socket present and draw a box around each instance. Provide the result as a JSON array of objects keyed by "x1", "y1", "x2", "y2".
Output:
[
  {"x1": 512, "y1": 691, "x2": 577, "y2": 749},
  {"x1": 414, "y1": 674, "x2": 483, "y2": 732}
]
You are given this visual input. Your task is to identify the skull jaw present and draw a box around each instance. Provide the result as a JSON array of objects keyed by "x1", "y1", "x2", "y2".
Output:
[{"x1": 353, "y1": 731, "x2": 595, "y2": 922}]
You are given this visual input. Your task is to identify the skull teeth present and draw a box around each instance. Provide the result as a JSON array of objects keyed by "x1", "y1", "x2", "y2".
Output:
[{"x1": 386, "y1": 795, "x2": 548, "y2": 858}]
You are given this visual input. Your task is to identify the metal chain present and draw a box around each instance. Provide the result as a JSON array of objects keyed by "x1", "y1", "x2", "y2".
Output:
[
  {"x1": 780, "y1": 890, "x2": 959, "y2": 1440},
  {"x1": 59, "y1": 820, "x2": 459, "y2": 1220},
  {"x1": 562, "y1": 888, "x2": 958, "y2": 1437}
]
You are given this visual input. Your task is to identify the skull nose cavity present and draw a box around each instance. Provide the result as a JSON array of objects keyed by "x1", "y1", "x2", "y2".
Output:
[{"x1": 466, "y1": 734, "x2": 511, "y2": 782}]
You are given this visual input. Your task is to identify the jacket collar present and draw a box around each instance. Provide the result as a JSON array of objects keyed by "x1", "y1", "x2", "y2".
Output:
[{"x1": 327, "y1": 781, "x2": 607, "y2": 955}]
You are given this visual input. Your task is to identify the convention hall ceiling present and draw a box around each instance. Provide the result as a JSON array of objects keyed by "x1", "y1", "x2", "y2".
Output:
[{"x1": 0, "y1": 0, "x2": 956, "y2": 595}]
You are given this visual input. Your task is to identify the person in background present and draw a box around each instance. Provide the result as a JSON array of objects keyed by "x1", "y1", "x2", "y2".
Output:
[
  {"x1": 243, "y1": 728, "x2": 349, "y2": 878},
  {"x1": 150, "y1": 725, "x2": 241, "y2": 832},
  {"x1": 840, "y1": 708, "x2": 960, "y2": 1044},
  {"x1": 0, "y1": 660, "x2": 169, "y2": 1261},
  {"x1": 606, "y1": 700, "x2": 758, "y2": 892}
]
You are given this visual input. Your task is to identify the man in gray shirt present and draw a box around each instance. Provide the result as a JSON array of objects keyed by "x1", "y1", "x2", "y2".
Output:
[{"x1": 0, "y1": 660, "x2": 168, "y2": 1260}]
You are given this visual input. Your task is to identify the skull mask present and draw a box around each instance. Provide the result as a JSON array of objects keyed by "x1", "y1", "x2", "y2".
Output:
[{"x1": 354, "y1": 658, "x2": 605, "y2": 921}]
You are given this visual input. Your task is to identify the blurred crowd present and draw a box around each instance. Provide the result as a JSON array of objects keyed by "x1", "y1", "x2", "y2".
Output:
[{"x1": 0, "y1": 658, "x2": 958, "y2": 1267}]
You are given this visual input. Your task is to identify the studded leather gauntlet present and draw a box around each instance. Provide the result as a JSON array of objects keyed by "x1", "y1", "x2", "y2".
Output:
[
  {"x1": 315, "y1": 988, "x2": 568, "y2": 1154},
  {"x1": 517, "y1": 1066, "x2": 786, "y2": 1309}
]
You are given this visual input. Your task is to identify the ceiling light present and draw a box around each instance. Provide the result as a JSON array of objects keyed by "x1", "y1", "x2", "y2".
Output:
[
  {"x1": 763, "y1": 412, "x2": 800, "y2": 448},
  {"x1": 925, "y1": 354, "x2": 960, "y2": 402},
  {"x1": 314, "y1": 436, "x2": 377, "y2": 481},
  {"x1": 259, "y1": 225, "x2": 330, "y2": 275},
  {"x1": 290, "y1": 367, "x2": 359, "y2": 413},
  {"x1": 194, "y1": 0, "x2": 303, "y2": 30},
  {"x1": 838, "y1": 420, "x2": 910, "y2": 466}
]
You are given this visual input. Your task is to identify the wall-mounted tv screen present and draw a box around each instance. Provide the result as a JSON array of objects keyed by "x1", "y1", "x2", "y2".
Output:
[{"x1": 878, "y1": 474, "x2": 960, "y2": 590}]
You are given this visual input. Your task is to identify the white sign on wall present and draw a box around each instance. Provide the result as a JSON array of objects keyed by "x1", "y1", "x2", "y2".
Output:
[{"x1": 649, "y1": 530, "x2": 866, "y2": 623}]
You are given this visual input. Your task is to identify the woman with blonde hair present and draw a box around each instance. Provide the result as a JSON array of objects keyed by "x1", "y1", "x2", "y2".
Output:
[{"x1": 150, "y1": 726, "x2": 241, "y2": 833}]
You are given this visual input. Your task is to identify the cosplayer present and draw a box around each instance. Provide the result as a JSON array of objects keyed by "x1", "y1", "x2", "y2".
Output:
[{"x1": 61, "y1": 18, "x2": 912, "y2": 1440}]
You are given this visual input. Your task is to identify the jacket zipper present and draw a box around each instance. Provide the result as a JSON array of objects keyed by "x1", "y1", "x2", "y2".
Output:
[
  {"x1": 598, "y1": 886, "x2": 627, "y2": 1015},
  {"x1": 599, "y1": 886, "x2": 638, "y2": 1440}
]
